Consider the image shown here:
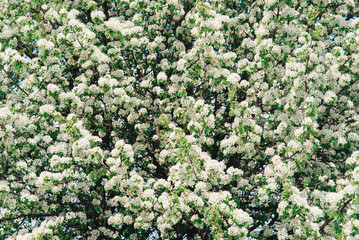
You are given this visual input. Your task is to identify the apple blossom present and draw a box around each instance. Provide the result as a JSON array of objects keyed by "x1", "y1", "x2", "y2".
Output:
[{"x1": 0, "y1": 0, "x2": 359, "y2": 239}]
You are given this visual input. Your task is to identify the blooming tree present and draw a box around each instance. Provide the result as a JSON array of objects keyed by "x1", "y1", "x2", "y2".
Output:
[{"x1": 1, "y1": 0, "x2": 359, "y2": 239}]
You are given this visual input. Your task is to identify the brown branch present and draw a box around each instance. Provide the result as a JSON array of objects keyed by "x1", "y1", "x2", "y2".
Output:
[
  {"x1": 0, "y1": 213, "x2": 55, "y2": 223},
  {"x1": 243, "y1": 29, "x2": 254, "y2": 40},
  {"x1": 319, "y1": 197, "x2": 352, "y2": 234},
  {"x1": 155, "y1": 125, "x2": 161, "y2": 140},
  {"x1": 102, "y1": 0, "x2": 110, "y2": 20},
  {"x1": 1, "y1": 69, "x2": 29, "y2": 96}
]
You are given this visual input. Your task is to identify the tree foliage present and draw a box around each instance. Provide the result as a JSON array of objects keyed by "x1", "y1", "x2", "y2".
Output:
[{"x1": 0, "y1": 0, "x2": 359, "y2": 239}]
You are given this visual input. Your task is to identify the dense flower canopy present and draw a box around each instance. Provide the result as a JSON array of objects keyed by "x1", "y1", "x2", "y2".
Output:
[{"x1": 0, "y1": 0, "x2": 359, "y2": 239}]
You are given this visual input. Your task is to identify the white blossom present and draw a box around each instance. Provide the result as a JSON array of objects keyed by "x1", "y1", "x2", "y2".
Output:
[
  {"x1": 39, "y1": 104, "x2": 55, "y2": 115},
  {"x1": 1, "y1": 1, "x2": 358, "y2": 239},
  {"x1": 37, "y1": 39, "x2": 55, "y2": 49}
]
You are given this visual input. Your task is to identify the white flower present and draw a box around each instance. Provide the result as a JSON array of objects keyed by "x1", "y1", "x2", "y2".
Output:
[
  {"x1": 277, "y1": 121, "x2": 287, "y2": 134},
  {"x1": 177, "y1": 59, "x2": 186, "y2": 71},
  {"x1": 338, "y1": 137, "x2": 347, "y2": 145},
  {"x1": 227, "y1": 73, "x2": 241, "y2": 84},
  {"x1": 98, "y1": 77, "x2": 118, "y2": 87},
  {"x1": 123, "y1": 215, "x2": 133, "y2": 224},
  {"x1": 206, "y1": 18, "x2": 222, "y2": 30},
  {"x1": 39, "y1": 104, "x2": 55, "y2": 114},
  {"x1": 255, "y1": 24, "x2": 268, "y2": 36},
  {"x1": 302, "y1": 117, "x2": 312, "y2": 125},
  {"x1": 294, "y1": 127, "x2": 304, "y2": 138},
  {"x1": 91, "y1": 46, "x2": 111, "y2": 63},
  {"x1": 289, "y1": 193, "x2": 308, "y2": 207},
  {"x1": 142, "y1": 189, "x2": 155, "y2": 198},
  {"x1": 91, "y1": 10, "x2": 105, "y2": 20},
  {"x1": 0, "y1": 181, "x2": 10, "y2": 192},
  {"x1": 323, "y1": 91, "x2": 336, "y2": 103},
  {"x1": 37, "y1": 39, "x2": 55, "y2": 50},
  {"x1": 154, "y1": 179, "x2": 170, "y2": 189},
  {"x1": 47, "y1": 84, "x2": 60, "y2": 93},
  {"x1": 265, "y1": 148, "x2": 275, "y2": 156},
  {"x1": 228, "y1": 225, "x2": 241, "y2": 236},
  {"x1": 232, "y1": 208, "x2": 253, "y2": 225},
  {"x1": 239, "y1": 80, "x2": 249, "y2": 88},
  {"x1": 0, "y1": 107, "x2": 11, "y2": 119},
  {"x1": 130, "y1": 37, "x2": 140, "y2": 47},
  {"x1": 67, "y1": 9, "x2": 80, "y2": 19},
  {"x1": 324, "y1": 192, "x2": 343, "y2": 209},
  {"x1": 76, "y1": 137, "x2": 91, "y2": 149},
  {"x1": 17, "y1": 161, "x2": 27, "y2": 169},
  {"x1": 108, "y1": 213, "x2": 123, "y2": 226},
  {"x1": 105, "y1": 18, "x2": 123, "y2": 32},
  {"x1": 157, "y1": 72, "x2": 167, "y2": 81},
  {"x1": 208, "y1": 191, "x2": 230, "y2": 205},
  {"x1": 309, "y1": 206, "x2": 323, "y2": 219},
  {"x1": 265, "y1": 0, "x2": 277, "y2": 7}
]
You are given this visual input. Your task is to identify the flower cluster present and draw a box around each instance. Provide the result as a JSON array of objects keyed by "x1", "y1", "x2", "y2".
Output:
[{"x1": 0, "y1": 0, "x2": 358, "y2": 239}]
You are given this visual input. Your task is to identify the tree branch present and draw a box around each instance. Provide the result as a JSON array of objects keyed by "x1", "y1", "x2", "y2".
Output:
[{"x1": 319, "y1": 197, "x2": 352, "y2": 234}]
